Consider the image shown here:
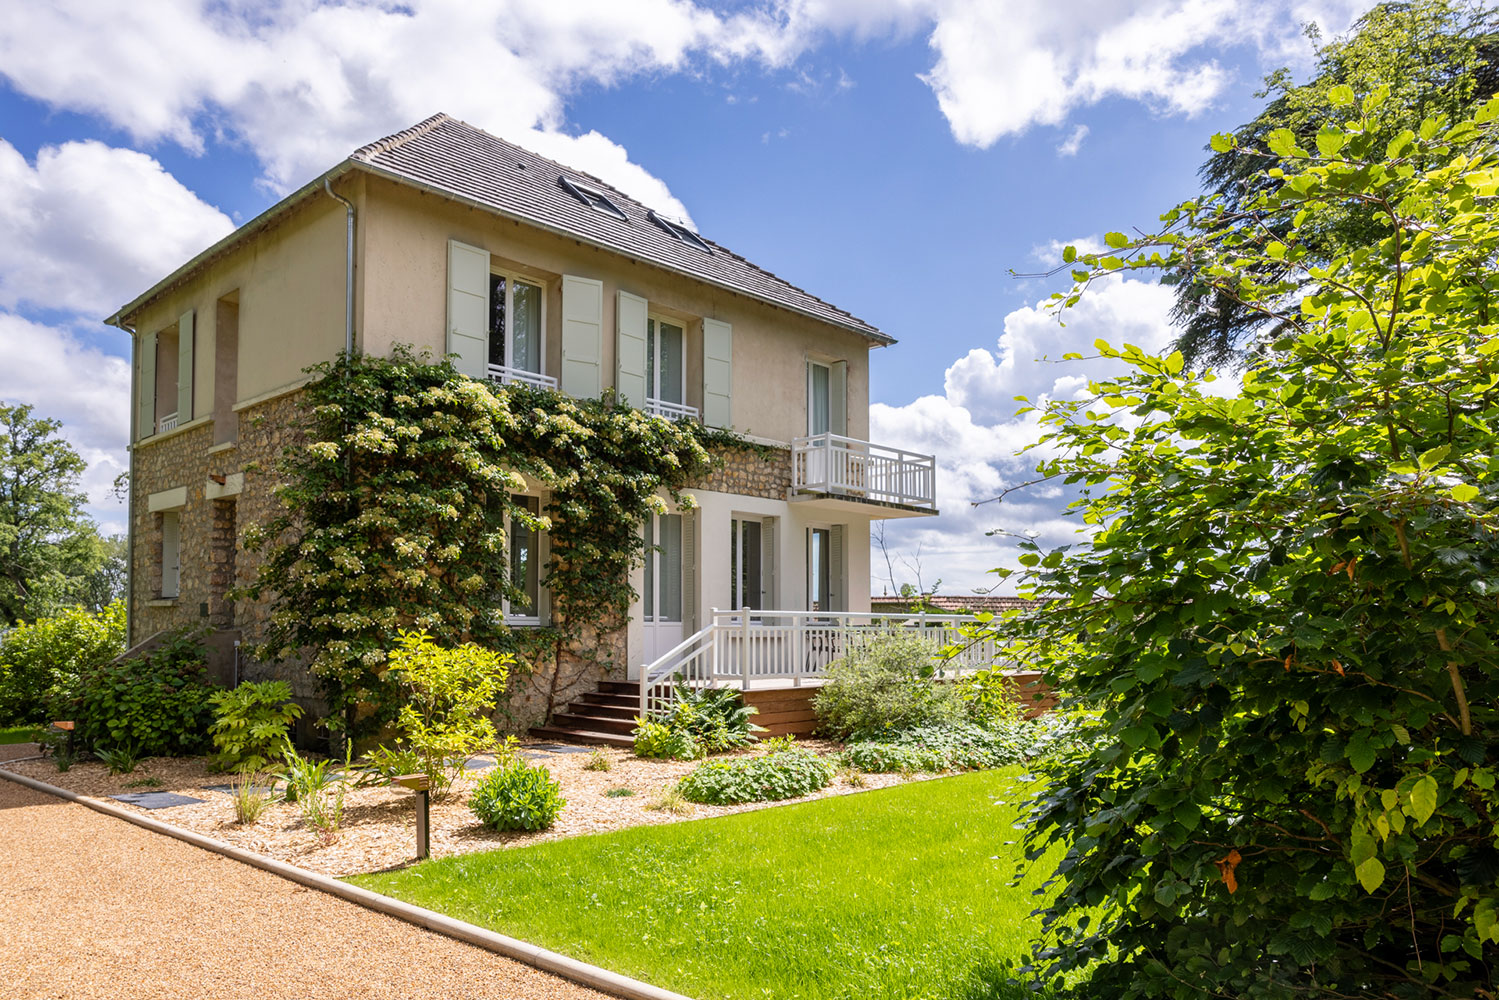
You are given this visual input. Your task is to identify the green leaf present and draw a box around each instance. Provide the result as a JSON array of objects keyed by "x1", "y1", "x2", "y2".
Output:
[
  {"x1": 1346, "y1": 733, "x2": 1377, "y2": 774},
  {"x1": 1355, "y1": 856, "x2": 1386, "y2": 894},
  {"x1": 1104, "y1": 232, "x2": 1129, "y2": 249},
  {"x1": 1451, "y1": 483, "x2": 1479, "y2": 503},
  {"x1": 1327, "y1": 84, "x2": 1355, "y2": 108},
  {"x1": 1062, "y1": 244, "x2": 1077, "y2": 264},
  {"x1": 1419, "y1": 444, "x2": 1450, "y2": 470},
  {"x1": 1209, "y1": 133, "x2": 1235, "y2": 152},
  {"x1": 1408, "y1": 775, "x2": 1439, "y2": 827},
  {"x1": 1267, "y1": 128, "x2": 1299, "y2": 158}
]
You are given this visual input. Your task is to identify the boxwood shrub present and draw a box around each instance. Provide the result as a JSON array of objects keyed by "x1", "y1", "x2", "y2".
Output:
[
  {"x1": 677, "y1": 742, "x2": 834, "y2": 805},
  {"x1": 469, "y1": 758, "x2": 566, "y2": 831}
]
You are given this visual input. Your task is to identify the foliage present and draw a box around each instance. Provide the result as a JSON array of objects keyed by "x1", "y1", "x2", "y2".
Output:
[
  {"x1": 352, "y1": 768, "x2": 1060, "y2": 1000},
  {"x1": 275, "y1": 744, "x2": 341, "y2": 803},
  {"x1": 813, "y1": 632, "x2": 964, "y2": 740},
  {"x1": 990, "y1": 95, "x2": 1499, "y2": 996},
  {"x1": 0, "y1": 601, "x2": 125, "y2": 724},
  {"x1": 95, "y1": 743, "x2": 141, "y2": 775},
  {"x1": 955, "y1": 667, "x2": 1024, "y2": 727},
  {"x1": 605, "y1": 786, "x2": 634, "y2": 798},
  {"x1": 0, "y1": 403, "x2": 123, "y2": 624},
  {"x1": 840, "y1": 740, "x2": 942, "y2": 774},
  {"x1": 376, "y1": 630, "x2": 510, "y2": 798},
  {"x1": 583, "y1": 747, "x2": 611, "y2": 772},
  {"x1": 632, "y1": 718, "x2": 703, "y2": 761},
  {"x1": 664, "y1": 682, "x2": 763, "y2": 753},
  {"x1": 231, "y1": 771, "x2": 271, "y2": 825},
  {"x1": 243, "y1": 348, "x2": 736, "y2": 737},
  {"x1": 0, "y1": 724, "x2": 40, "y2": 745},
  {"x1": 1170, "y1": 0, "x2": 1499, "y2": 368},
  {"x1": 677, "y1": 742, "x2": 834, "y2": 805},
  {"x1": 279, "y1": 744, "x2": 350, "y2": 842},
  {"x1": 643, "y1": 784, "x2": 693, "y2": 815},
  {"x1": 207, "y1": 680, "x2": 303, "y2": 773},
  {"x1": 469, "y1": 758, "x2": 566, "y2": 831},
  {"x1": 841, "y1": 716, "x2": 1100, "y2": 774},
  {"x1": 73, "y1": 627, "x2": 211, "y2": 756}
]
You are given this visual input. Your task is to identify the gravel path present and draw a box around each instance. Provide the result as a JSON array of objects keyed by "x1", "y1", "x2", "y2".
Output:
[{"x1": 0, "y1": 775, "x2": 613, "y2": 1000}]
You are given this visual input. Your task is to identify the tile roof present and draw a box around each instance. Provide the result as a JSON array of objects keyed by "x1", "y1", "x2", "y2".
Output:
[
  {"x1": 870, "y1": 595, "x2": 1041, "y2": 614},
  {"x1": 351, "y1": 114, "x2": 892, "y2": 344}
]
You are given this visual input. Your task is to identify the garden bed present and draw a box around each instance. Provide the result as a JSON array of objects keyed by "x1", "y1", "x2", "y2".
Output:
[{"x1": 0, "y1": 739, "x2": 944, "y2": 877}]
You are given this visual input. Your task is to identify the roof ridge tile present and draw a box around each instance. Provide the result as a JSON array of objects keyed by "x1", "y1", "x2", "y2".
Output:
[{"x1": 351, "y1": 112, "x2": 452, "y2": 162}]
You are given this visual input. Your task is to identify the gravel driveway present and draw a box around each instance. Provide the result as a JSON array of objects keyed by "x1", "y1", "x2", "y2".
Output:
[{"x1": 0, "y1": 769, "x2": 611, "y2": 1000}]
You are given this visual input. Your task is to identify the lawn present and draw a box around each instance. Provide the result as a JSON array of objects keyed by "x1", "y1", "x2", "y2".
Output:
[
  {"x1": 352, "y1": 767, "x2": 1063, "y2": 1000},
  {"x1": 0, "y1": 725, "x2": 40, "y2": 745}
]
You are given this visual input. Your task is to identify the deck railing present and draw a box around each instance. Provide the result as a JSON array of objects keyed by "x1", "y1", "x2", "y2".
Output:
[
  {"x1": 157, "y1": 411, "x2": 179, "y2": 433},
  {"x1": 487, "y1": 363, "x2": 559, "y2": 390},
  {"x1": 792, "y1": 433, "x2": 936, "y2": 509},
  {"x1": 638, "y1": 608, "x2": 1007, "y2": 718},
  {"x1": 645, "y1": 397, "x2": 700, "y2": 422}
]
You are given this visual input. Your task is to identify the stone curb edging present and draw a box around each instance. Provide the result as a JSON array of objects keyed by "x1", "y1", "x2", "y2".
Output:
[{"x1": 0, "y1": 767, "x2": 694, "y2": 1000}]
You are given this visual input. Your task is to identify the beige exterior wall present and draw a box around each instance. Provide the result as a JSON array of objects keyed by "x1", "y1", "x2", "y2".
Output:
[{"x1": 356, "y1": 177, "x2": 873, "y2": 444}]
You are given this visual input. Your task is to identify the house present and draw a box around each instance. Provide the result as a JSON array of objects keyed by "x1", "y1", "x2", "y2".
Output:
[
  {"x1": 869, "y1": 594, "x2": 1040, "y2": 616},
  {"x1": 105, "y1": 113, "x2": 940, "y2": 738}
]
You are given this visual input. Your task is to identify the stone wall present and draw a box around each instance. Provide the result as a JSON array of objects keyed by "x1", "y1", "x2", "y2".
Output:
[{"x1": 692, "y1": 444, "x2": 790, "y2": 500}]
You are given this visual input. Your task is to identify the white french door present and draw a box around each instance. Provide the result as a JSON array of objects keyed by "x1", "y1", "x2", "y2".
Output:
[{"x1": 643, "y1": 512, "x2": 686, "y2": 663}]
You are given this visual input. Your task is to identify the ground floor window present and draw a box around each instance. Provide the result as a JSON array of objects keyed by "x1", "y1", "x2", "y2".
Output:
[
  {"x1": 730, "y1": 516, "x2": 776, "y2": 610},
  {"x1": 506, "y1": 495, "x2": 545, "y2": 624},
  {"x1": 160, "y1": 510, "x2": 181, "y2": 599},
  {"x1": 807, "y1": 525, "x2": 844, "y2": 613},
  {"x1": 644, "y1": 512, "x2": 683, "y2": 622}
]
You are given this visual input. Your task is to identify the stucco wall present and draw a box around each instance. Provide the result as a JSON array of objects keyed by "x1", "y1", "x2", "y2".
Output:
[{"x1": 356, "y1": 177, "x2": 875, "y2": 444}]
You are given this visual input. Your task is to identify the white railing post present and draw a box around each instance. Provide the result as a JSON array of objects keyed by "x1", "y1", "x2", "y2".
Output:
[{"x1": 741, "y1": 607, "x2": 752, "y2": 690}]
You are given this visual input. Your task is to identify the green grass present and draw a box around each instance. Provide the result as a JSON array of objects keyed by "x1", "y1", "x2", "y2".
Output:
[
  {"x1": 0, "y1": 725, "x2": 41, "y2": 745},
  {"x1": 352, "y1": 767, "x2": 1061, "y2": 1000}
]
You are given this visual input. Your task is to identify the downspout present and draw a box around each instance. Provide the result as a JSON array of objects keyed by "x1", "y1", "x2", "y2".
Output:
[
  {"x1": 323, "y1": 178, "x2": 355, "y2": 358},
  {"x1": 123, "y1": 323, "x2": 138, "y2": 647}
]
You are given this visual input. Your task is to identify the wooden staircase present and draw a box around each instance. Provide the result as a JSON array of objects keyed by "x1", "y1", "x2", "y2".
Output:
[{"x1": 529, "y1": 680, "x2": 639, "y2": 747}]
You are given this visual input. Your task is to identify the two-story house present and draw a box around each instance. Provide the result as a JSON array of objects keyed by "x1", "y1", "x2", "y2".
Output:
[{"x1": 106, "y1": 114, "x2": 938, "y2": 738}]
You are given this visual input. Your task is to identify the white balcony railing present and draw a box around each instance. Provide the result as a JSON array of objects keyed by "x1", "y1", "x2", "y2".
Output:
[
  {"x1": 639, "y1": 608, "x2": 1013, "y2": 718},
  {"x1": 793, "y1": 433, "x2": 936, "y2": 509},
  {"x1": 487, "y1": 364, "x2": 559, "y2": 390},
  {"x1": 157, "y1": 411, "x2": 179, "y2": 433},
  {"x1": 645, "y1": 397, "x2": 700, "y2": 422}
]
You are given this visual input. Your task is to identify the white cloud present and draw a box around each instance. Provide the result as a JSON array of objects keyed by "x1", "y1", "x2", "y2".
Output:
[
  {"x1": 1056, "y1": 124, "x2": 1090, "y2": 157},
  {"x1": 0, "y1": 139, "x2": 233, "y2": 317},
  {"x1": 0, "y1": 311, "x2": 131, "y2": 529},
  {"x1": 870, "y1": 274, "x2": 1181, "y2": 592}
]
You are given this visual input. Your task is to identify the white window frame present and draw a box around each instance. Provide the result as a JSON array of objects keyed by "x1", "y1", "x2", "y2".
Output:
[
  {"x1": 646, "y1": 314, "x2": 698, "y2": 421},
  {"x1": 160, "y1": 510, "x2": 181, "y2": 600},
  {"x1": 488, "y1": 269, "x2": 554, "y2": 389},
  {"x1": 807, "y1": 359, "x2": 831, "y2": 436},
  {"x1": 503, "y1": 493, "x2": 549, "y2": 626},
  {"x1": 643, "y1": 511, "x2": 685, "y2": 624}
]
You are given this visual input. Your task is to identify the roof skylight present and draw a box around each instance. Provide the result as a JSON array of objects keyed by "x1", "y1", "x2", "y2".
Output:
[
  {"x1": 648, "y1": 210, "x2": 713, "y2": 253},
  {"x1": 558, "y1": 176, "x2": 628, "y2": 222}
]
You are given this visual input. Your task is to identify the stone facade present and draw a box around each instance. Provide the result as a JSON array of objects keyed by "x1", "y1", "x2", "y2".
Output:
[{"x1": 691, "y1": 444, "x2": 791, "y2": 500}]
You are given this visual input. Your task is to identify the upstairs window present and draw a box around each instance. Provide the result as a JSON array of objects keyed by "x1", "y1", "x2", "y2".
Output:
[
  {"x1": 487, "y1": 271, "x2": 551, "y2": 389},
  {"x1": 648, "y1": 210, "x2": 712, "y2": 253},
  {"x1": 646, "y1": 317, "x2": 694, "y2": 420},
  {"x1": 558, "y1": 176, "x2": 628, "y2": 221}
]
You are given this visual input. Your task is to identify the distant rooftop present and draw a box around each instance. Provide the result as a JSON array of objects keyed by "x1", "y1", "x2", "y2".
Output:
[{"x1": 870, "y1": 594, "x2": 1040, "y2": 614}]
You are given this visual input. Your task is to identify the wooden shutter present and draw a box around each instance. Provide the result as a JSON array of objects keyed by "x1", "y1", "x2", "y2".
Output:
[
  {"x1": 138, "y1": 330, "x2": 157, "y2": 438},
  {"x1": 702, "y1": 318, "x2": 732, "y2": 428},
  {"x1": 829, "y1": 360, "x2": 848, "y2": 436},
  {"x1": 446, "y1": 240, "x2": 490, "y2": 379},
  {"x1": 760, "y1": 517, "x2": 776, "y2": 609},
  {"x1": 561, "y1": 275, "x2": 603, "y2": 398},
  {"x1": 177, "y1": 309, "x2": 195, "y2": 421},
  {"x1": 829, "y1": 524, "x2": 845, "y2": 612},
  {"x1": 681, "y1": 508, "x2": 696, "y2": 631},
  {"x1": 615, "y1": 290, "x2": 648, "y2": 407}
]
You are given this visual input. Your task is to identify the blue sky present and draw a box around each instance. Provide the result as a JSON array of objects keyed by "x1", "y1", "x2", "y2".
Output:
[{"x1": 0, "y1": 0, "x2": 1373, "y2": 593}]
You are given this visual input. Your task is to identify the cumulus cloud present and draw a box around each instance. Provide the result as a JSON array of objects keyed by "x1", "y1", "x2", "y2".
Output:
[
  {"x1": 1056, "y1": 124, "x2": 1090, "y2": 157},
  {"x1": 871, "y1": 272, "x2": 1182, "y2": 592},
  {"x1": 0, "y1": 139, "x2": 233, "y2": 317}
]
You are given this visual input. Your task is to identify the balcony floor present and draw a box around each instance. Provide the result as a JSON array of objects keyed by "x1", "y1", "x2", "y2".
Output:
[{"x1": 786, "y1": 489, "x2": 938, "y2": 519}]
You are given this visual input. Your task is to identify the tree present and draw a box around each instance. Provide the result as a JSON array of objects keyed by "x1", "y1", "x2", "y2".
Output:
[
  {"x1": 0, "y1": 403, "x2": 113, "y2": 624},
  {"x1": 992, "y1": 93, "x2": 1499, "y2": 996},
  {"x1": 1172, "y1": 0, "x2": 1498, "y2": 370}
]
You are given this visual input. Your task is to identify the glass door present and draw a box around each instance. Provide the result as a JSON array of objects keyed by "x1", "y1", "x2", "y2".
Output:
[{"x1": 643, "y1": 512, "x2": 684, "y2": 662}]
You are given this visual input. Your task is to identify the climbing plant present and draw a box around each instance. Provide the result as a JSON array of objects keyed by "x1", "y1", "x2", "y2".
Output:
[
  {"x1": 983, "y1": 93, "x2": 1499, "y2": 996},
  {"x1": 243, "y1": 347, "x2": 740, "y2": 737}
]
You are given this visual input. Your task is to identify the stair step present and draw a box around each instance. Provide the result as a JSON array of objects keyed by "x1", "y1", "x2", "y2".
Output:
[
  {"x1": 566, "y1": 703, "x2": 636, "y2": 721},
  {"x1": 575, "y1": 693, "x2": 639, "y2": 710},
  {"x1": 550, "y1": 713, "x2": 635, "y2": 735},
  {"x1": 596, "y1": 680, "x2": 637, "y2": 695},
  {"x1": 528, "y1": 726, "x2": 634, "y2": 748}
]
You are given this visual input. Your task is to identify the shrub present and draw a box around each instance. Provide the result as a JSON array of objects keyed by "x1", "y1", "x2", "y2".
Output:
[
  {"x1": 677, "y1": 742, "x2": 834, "y2": 805},
  {"x1": 813, "y1": 633, "x2": 964, "y2": 740},
  {"x1": 605, "y1": 787, "x2": 635, "y2": 798},
  {"x1": 644, "y1": 784, "x2": 693, "y2": 815},
  {"x1": 0, "y1": 601, "x2": 125, "y2": 724},
  {"x1": 632, "y1": 718, "x2": 703, "y2": 760},
  {"x1": 840, "y1": 741, "x2": 943, "y2": 774},
  {"x1": 231, "y1": 771, "x2": 271, "y2": 825},
  {"x1": 956, "y1": 668, "x2": 1024, "y2": 727},
  {"x1": 278, "y1": 744, "x2": 350, "y2": 843},
  {"x1": 95, "y1": 743, "x2": 142, "y2": 775},
  {"x1": 665, "y1": 683, "x2": 763, "y2": 753},
  {"x1": 469, "y1": 759, "x2": 566, "y2": 831},
  {"x1": 378, "y1": 630, "x2": 510, "y2": 798},
  {"x1": 583, "y1": 747, "x2": 611, "y2": 772},
  {"x1": 840, "y1": 715, "x2": 1102, "y2": 774},
  {"x1": 73, "y1": 626, "x2": 212, "y2": 756},
  {"x1": 207, "y1": 680, "x2": 303, "y2": 772}
]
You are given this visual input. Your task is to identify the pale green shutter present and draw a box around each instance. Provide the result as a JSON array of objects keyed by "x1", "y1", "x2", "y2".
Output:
[
  {"x1": 615, "y1": 290, "x2": 648, "y2": 407},
  {"x1": 177, "y1": 309, "x2": 195, "y2": 421},
  {"x1": 681, "y1": 508, "x2": 696, "y2": 631},
  {"x1": 561, "y1": 275, "x2": 603, "y2": 398},
  {"x1": 829, "y1": 360, "x2": 848, "y2": 436},
  {"x1": 760, "y1": 517, "x2": 776, "y2": 609},
  {"x1": 138, "y1": 331, "x2": 157, "y2": 438},
  {"x1": 447, "y1": 240, "x2": 490, "y2": 379},
  {"x1": 702, "y1": 318, "x2": 732, "y2": 428},
  {"x1": 829, "y1": 524, "x2": 845, "y2": 612}
]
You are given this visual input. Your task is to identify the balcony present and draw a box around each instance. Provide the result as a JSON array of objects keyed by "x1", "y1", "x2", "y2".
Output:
[
  {"x1": 645, "y1": 397, "x2": 699, "y2": 422},
  {"x1": 792, "y1": 433, "x2": 936, "y2": 510},
  {"x1": 487, "y1": 363, "x2": 559, "y2": 390},
  {"x1": 157, "y1": 411, "x2": 179, "y2": 434}
]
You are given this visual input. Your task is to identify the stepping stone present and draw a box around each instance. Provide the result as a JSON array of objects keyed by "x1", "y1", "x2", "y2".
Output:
[
  {"x1": 463, "y1": 757, "x2": 496, "y2": 771},
  {"x1": 110, "y1": 791, "x2": 206, "y2": 810},
  {"x1": 526, "y1": 744, "x2": 594, "y2": 754},
  {"x1": 521, "y1": 753, "x2": 551, "y2": 760}
]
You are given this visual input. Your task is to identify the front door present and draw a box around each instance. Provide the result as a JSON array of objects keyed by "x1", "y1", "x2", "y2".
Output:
[{"x1": 643, "y1": 512, "x2": 685, "y2": 664}]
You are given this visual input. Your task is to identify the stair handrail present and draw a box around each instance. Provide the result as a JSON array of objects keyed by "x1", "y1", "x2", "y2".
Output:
[{"x1": 637, "y1": 623, "x2": 724, "y2": 717}]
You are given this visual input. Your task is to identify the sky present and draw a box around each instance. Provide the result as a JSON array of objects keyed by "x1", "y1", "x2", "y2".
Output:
[{"x1": 0, "y1": 0, "x2": 1377, "y2": 596}]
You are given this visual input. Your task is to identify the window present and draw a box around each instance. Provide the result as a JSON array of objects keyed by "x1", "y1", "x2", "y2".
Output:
[
  {"x1": 646, "y1": 317, "x2": 693, "y2": 419},
  {"x1": 506, "y1": 495, "x2": 545, "y2": 624},
  {"x1": 161, "y1": 511, "x2": 181, "y2": 599},
  {"x1": 487, "y1": 271, "x2": 549, "y2": 387},
  {"x1": 558, "y1": 176, "x2": 628, "y2": 222},
  {"x1": 644, "y1": 513, "x2": 683, "y2": 622},
  {"x1": 730, "y1": 516, "x2": 775, "y2": 610},
  {"x1": 808, "y1": 361, "x2": 831, "y2": 436},
  {"x1": 648, "y1": 210, "x2": 713, "y2": 253},
  {"x1": 807, "y1": 525, "x2": 844, "y2": 613}
]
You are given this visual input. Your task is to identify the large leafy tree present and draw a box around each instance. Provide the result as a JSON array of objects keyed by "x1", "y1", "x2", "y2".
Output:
[
  {"x1": 995, "y1": 92, "x2": 1499, "y2": 996},
  {"x1": 0, "y1": 403, "x2": 115, "y2": 624},
  {"x1": 1172, "y1": 0, "x2": 1498, "y2": 370}
]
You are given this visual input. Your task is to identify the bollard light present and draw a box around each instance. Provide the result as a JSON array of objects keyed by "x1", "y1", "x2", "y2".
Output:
[{"x1": 391, "y1": 773, "x2": 432, "y2": 860}]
